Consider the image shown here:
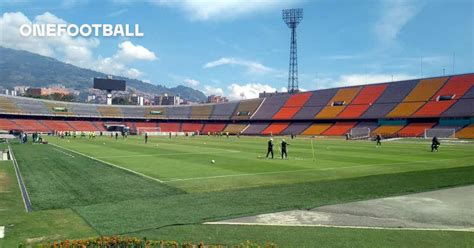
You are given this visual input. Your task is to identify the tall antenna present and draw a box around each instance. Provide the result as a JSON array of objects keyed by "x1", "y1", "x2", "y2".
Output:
[{"x1": 282, "y1": 8, "x2": 303, "y2": 93}]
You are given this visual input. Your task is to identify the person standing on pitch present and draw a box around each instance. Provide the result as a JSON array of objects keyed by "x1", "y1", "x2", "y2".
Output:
[
  {"x1": 145, "y1": 132, "x2": 148, "y2": 144},
  {"x1": 281, "y1": 139, "x2": 290, "y2": 159},
  {"x1": 431, "y1": 136, "x2": 440, "y2": 152},
  {"x1": 266, "y1": 138, "x2": 274, "y2": 159},
  {"x1": 375, "y1": 134, "x2": 382, "y2": 147},
  {"x1": 115, "y1": 132, "x2": 118, "y2": 140}
]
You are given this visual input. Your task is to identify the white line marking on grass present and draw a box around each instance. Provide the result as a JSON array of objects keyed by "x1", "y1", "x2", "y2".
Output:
[
  {"x1": 205, "y1": 222, "x2": 474, "y2": 232},
  {"x1": 49, "y1": 143, "x2": 164, "y2": 183},
  {"x1": 52, "y1": 148, "x2": 74, "y2": 158},
  {"x1": 95, "y1": 150, "x2": 240, "y2": 159},
  {"x1": 163, "y1": 157, "x2": 473, "y2": 182},
  {"x1": 0, "y1": 226, "x2": 4, "y2": 239}
]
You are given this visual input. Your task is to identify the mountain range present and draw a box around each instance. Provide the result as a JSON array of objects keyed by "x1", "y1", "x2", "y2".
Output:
[{"x1": 0, "y1": 46, "x2": 207, "y2": 102}]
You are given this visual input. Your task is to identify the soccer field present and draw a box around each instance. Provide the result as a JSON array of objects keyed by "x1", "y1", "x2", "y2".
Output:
[{"x1": 2, "y1": 135, "x2": 474, "y2": 247}]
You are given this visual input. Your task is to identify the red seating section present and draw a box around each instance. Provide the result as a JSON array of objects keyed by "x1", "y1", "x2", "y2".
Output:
[
  {"x1": 337, "y1": 105, "x2": 371, "y2": 119},
  {"x1": 273, "y1": 92, "x2": 312, "y2": 120},
  {"x1": 413, "y1": 75, "x2": 474, "y2": 117},
  {"x1": 12, "y1": 119, "x2": 49, "y2": 132},
  {"x1": 0, "y1": 118, "x2": 20, "y2": 130},
  {"x1": 67, "y1": 121, "x2": 99, "y2": 131},
  {"x1": 397, "y1": 123, "x2": 436, "y2": 137},
  {"x1": 350, "y1": 84, "x2": 388, "y2": 105},
  {"x1": 322, "y1": 122, "x2": 357, "y2": 136},
  {"x1": 41, "y1": 120, "x2": 73, "y2": 131},
  {"x1": 261, "y1": 122, "x2": 290, "y2": 135},
  {"x1": 201, "y1": 124, "x2": 226, "y2": 133},
  {"x1": 159, "y1": 123, "x2": 181, "y2": 132},
  {"x1": 181, "y1": 123, "x2": 203, "y2": 133},
  {"x1": 92, "y1": 121, "x2": 107, "y2": 131}
]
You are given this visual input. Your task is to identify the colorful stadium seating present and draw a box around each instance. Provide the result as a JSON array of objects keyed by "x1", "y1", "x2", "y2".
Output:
[
  {"x1": 272, "y1": 92, "x2": 312, "y2": 120},
  {"x1": 372, "y1": 125, "x2": 405, "y2": 136},
  {"x1": 67, "y1": 121, "x2": 99, "y2": 131},
  {"x1": 159, "y1": 123, "x2": 181, "y2": 132},
  {"x1": 190, "y1": 105, "x2": 214, "y2": 120},
  {"x1": 281, "y1": 122, "x2": 312, "y2": 135},
  {"x1": 97, "y1": 106, "x2": 123, "y2": 117},
  {"x1": 231, "y1": 98, "x2": 263, "y2": 120},
  {"x1": 397, "y1": 123, "x2": 436, "y2": 137},
  {"x1": 252, "y1": 95, "x2": 289, "y2": 120},
  {"x1": 223, "y1": 124, "x2": 248, "y2": 134},
  {"x1": 243, "y1": 123, "x2": 270, "y2": 135},
  {"x1": 210, "y1": 102, "x2": 239, "y2": 120},
  {"x1": 12, "y1": 119, "x2": 49, "y2": 132},
  {"x1": 293, "y1": 88, "x2": 338, "y2": 119},
  {"x1": 0, "y1": 118, "x2": 20, "y2": 130},
  {"x1": 181, "y1": 123, "x2": 204, "y2": 133},
  {"x1": 302, "y1": 123, "x2": 333, "y2": 135},
  {"x1": 41, "y1": 120, "x2": 74, "y2": 131},
  {"x1": 261, "y1": 122, "x2": 290, "y2": 135},
  {"x1": 322, "y1": 122, "x2": 357, "y2": 136},
  {"x1": 0, "y1": 97, "x2": 21, "y2": 114},
  {"x1": 201, "y1": 123, "x2": 226, "y2": 133},
  {"x1": 315, "y1": 87, "x2": 361, "y2": 119},
  {"x1": 456, "y1": 125, "x2": 474, "y2": 139}
]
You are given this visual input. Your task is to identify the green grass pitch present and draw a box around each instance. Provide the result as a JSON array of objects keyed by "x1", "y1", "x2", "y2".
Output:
[{"x1": 1, "y1": 135, "x2": 474, "y2": 247}]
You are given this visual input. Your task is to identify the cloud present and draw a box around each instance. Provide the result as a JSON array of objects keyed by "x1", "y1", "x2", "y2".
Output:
[
  {"x1": 184, "y1": 79, "x2": 200, "y2": 86},
  {"x1": 0, "y1": 11, "x2": 157, "y2": 80},
  {"x1": 375, "y1": 0, "x2": 423, "y2": 46},
  {"x1": 313, "y1": 73, "x2": 417, "y2": 89},
  {"x1": 107, "y1": 8, "x2": 128, "y2": 18},
  {"x1": 227, "y1": 83, "x2": 277, "y2": 100},
  {"x1": 155, "y1": 0, "x2": 302, "y2": 21},
  {"x1": 203, "y1": 85, "x2": 224, "y2": 96},
  {"x1": 204, "y1": 57, "x2": 274, "y2": 74}
]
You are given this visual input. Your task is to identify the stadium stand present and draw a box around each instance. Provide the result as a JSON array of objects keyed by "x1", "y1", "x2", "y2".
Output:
[
  {"x1": 456, "y1": 124, "x2": 474, "y2": 138},
  {"x1": 167, "y1": 106, "x2": 192, "y2": 119},
  {"x1": 15, "y1": 97, "x2": 51, "y2": 115},
  {"x1": 67, "y1": 121, "x2": 99, "y2": 131},
  {"x1": 413, "y1": 74, "x2": 474, "y2": 117},
  {"x1": 397, "y1": 123, "x2": 436, "y2": 137},
  {"x1": 159, "y1": 122, "x2": 181, "y2": 132},
  {"x1": 92, "y1": 121, "x2": 107, "y2": 131},
  {"x1": 0, "y1": 97, "x2": 21, "y2": 114},
  {"x1": 0, "y1": 118, "x2": 20, "y2": 130},
  {"x1": 97, "y1": 106, "x2": 123, "y2": 118},
  {"x1": 242, "y1": 123, "x2": 270, "y2": 135},
  {"x1": 70, "y1": 103, "x2": 100, "y2": 117},
  {"x1": 280, "y1": 122, "x2": 312, "y2": 135},
  {"x1": 223, "y1": 123, "x2": 248, "y2": 134},
  {"x1": 145, "y1": 107, "x2": 167, "y2": 119},
  {"x1": 231, "y1": 98, "x2": 264, "y2": 120},
  {"x1": 302, "y1": 123, "x2": 333, "y2": 135},
  {"x1": 261, "y1": 122, "x2": 290, "y2": 135},
  {"x1": 272, "y1": 92, "x2": 312, "y2": 120},
  {"x1": 293, "y1": 88, "x2": 338, "y2": 119},
  {"x1": 43, "y1": 101, "x2": 74, "y2": 116},
  {"x1": 338, "y1": 85, "x2": 388, "y2": 119},
  {"x1": 315, "y1": 87, "x2": 361, "y2": 119},
  {"x1": 353, "y1": 121, "x2": 379, "y2": 130},
  {"x1": 252, "y1": 95, "x2": 290, "y2": 120},
  {"x1": 181, "y1": 123, "x2": 204, "y2": 133},
  {"x1": 201, "y1": 123, "x2": 226, "y2": 134},
  {"x1": 372, "y1": 125, "x2": 405, "y2": 136},
  {"x1": 190, "y1": 105, "x2": 214, "y2": 120},
  {"x1": 121, "y1": 107, "x2": 146, "y2": 119},
  {"x1": 40, "y1": 120, "x2": 74, "y2": 132},
  {"x1": 12, "y1": 119, "x2": 49, "y2": 132},
  {"x1": 210, "y1": 102, "x2": 239, "y2": 120},
  {"x1": 322, "y1": 122, "x2": 357, "y2": 136}
]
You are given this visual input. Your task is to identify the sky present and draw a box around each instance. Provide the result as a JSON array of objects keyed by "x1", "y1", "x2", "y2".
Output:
[{"x1": 0, "y1": 0, "x2": 473, "y2": 99}]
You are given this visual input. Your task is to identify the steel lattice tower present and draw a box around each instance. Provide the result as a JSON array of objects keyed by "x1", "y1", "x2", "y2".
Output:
[{"x1": 282, "y1": 9, "x2": 303, "y2": 93}]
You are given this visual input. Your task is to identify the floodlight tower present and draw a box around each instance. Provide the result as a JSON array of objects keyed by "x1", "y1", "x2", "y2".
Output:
[{"x1": 282, "y1": 8, "x2": 303, "y2": 93}]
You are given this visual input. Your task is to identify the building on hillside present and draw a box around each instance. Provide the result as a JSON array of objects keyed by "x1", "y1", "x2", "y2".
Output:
[
  {"x1": 26, "y1": 86, "x2": 70, "y2": 97},
  {"x1": 207, "y1": 95, "x2": 228, "y2": 103},
  {"x1": 154, "y1": 94, "x2": 181, "y2": 105}
]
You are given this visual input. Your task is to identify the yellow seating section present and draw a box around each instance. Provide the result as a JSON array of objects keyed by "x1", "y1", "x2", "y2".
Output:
[
  {"x1": 386, "y1": 102, "x2": 425, "y2": 118},
  {"x1": 302, "y1": 123, "x2": 333, "y2": 135},
  {"x1": 190, "y1": 105, "x2": 213, "y2": 119},
  {"x1": 456, "y1": 125, "x2": 474, "y2": 139},
  {"x1": 372, "y1": 125, "x2": 404, "y2": 135},
  {"x1": 223, "y1": 124, "x2": 248, "y2": 134},
  {"x1": 97, "y1": 106, "x2": 123, "y2": 117},
  {"x1": 403, "y1": 77, "x2": 448, "y2": 102},
  {"x1": 0, "y1": 97, "x2": 21, "y2": 113}
]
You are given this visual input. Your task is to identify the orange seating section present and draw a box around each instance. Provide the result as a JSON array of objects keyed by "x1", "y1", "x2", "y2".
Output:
[
  {"x1": 456, "y1": 125, "x2": 474, "y2": 139},
  {"x1": 372, "y1": 125, "x2": 405, "y2": 136},
  {"x1": 261, "y1": 122, "x2": 290, "y2": 135},
  {"x1": 201, "y1": 124, "x2": 226, "y2": 133},
  {"x1": 397, "y1": 123, "x2": 436, "y2": 137},
  {"x1": 273, "y1": 92, "x2": 312, "y2": 120},
  {"x1": 403, "y1": 77, "x2": 448, "y2": 102},
  {"x1": 322, "y1": 122, "x2": 357, "y2": 136},
  {"x1": 223, "y1": 124, "x2": 248, "y2": 134},
  {"x1": 92, "y1": 121, "x2": 107, "y2": 131},
  {"x1": 67, "y1": 121, "x2": 98, "y2": 131},
  {"x1": 350, "y1": 84, "x2": 387, "y2": 105},
  {"x1": 0, "y1": 118, "x2": 19, "y2": 130},
  {"x1": 302, "y1": 123, "x2": 333, "y2": 135},
  {"x1": 412, "y1": 100, "x2": 456, "y2": 117},
  {"x1": 12, "y1": 119, "x2": 49, "y2": 132},
  {"x1": 386, "y1": 102, "x2": 425, "y2": 118},
  {"x1": 337, "y1": 105, "x2": 370, "y2": 119},
  {"x1": 181, "y1": 123, "x2": 203, "y2": 133},
  {"x1": 316, "y1": 87, "x2": 361, "y2": 119},
  {"x1": 159, "y1": 123, "x2": 181, "y2": 132},
  {"x1": 41, "y1": 120, "x2": 73, "y2": 131}
]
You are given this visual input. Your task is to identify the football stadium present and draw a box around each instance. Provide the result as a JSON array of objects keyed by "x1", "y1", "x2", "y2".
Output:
[{"x1": 1, "y1": 1, "x2": 474, "y2": 247}]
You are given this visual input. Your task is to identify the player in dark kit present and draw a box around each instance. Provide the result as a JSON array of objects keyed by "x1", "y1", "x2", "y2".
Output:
[
  {"x1": 375, "y1": 134, "x2": 382, "y2": 147},
  {"x1": 281, "y1": 139, "x2": 290, "y2": 159},
  {"x1": 431, "y1": 136, "x2": 440, "y2": 152},
  {"x1": 266, "y1": 138, "x2": 274, "y2": 159},
  {"x1": 115, "y1": 132, "x2": 118, "y2": 140},
  {"x1": 145, "y1": 132, "x2": 148, "y2": 144}
]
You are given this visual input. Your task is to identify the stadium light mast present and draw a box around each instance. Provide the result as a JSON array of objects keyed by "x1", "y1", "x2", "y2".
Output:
[{"x1": 282, "y1": 8, "x2": 303, "y2": 94}]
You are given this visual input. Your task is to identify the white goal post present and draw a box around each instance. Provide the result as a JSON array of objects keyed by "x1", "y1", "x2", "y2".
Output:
[
  {"x1": 136, "y1": 127, "x2": 161, "y2": 135},
  {"x1": 424, "y1": 128, "x2": 456, "y2": 139},
  {"x1": 349, "y1": 127, "x2": 371, "y2": 139}
]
